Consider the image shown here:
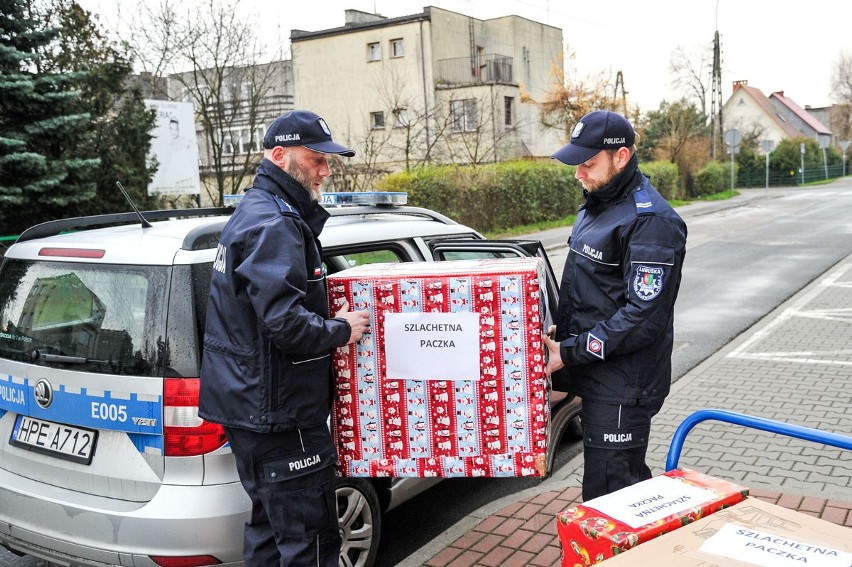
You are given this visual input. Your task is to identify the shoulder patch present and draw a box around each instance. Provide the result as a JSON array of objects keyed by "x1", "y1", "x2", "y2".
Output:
[
  {"x1": 273, "y1": 195, "x2": 300, "y2": 218},
  {"x1": 634, "y1": 265, "x2": 664, "y2": 301},
  {"x1": 586, "y1": 333, "x2": 605, "y2": 360},
  {"x1": 633, "y1": 185, "x2": 655, "y2": 216}
]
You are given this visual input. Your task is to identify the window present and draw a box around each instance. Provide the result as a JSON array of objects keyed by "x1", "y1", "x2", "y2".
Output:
[
  {"x1": 367, "y1": 42, "x2": 381, "y2": 61},
  {"x1": 325, "y1": 247, "x2": 405, "y2": 273},
  {"x1": 504, "y1": 96, "x2": 514, "y2": 127},
  {"x1": 0, "y1": 260, "x2": 168, "y2": 376},
  {"x1": 225, "y1": 126, "x2": 264, "y2": 155},
  {"x1": 390, "y1": 38, "x2": 404, "y2": 58},
  {"x1": 393, "y1": 108, "x2": 409, "y2": 128},
  {"x1": 370, "y1": 111, "x2": 385, "y2": 130},
  {"x1": 451, "y1": 99, "x2": 478, "y2": 133}
]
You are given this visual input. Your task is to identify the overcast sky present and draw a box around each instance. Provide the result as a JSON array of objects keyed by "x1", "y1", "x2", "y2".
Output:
[{"x1": 81, "y1": 0, "x2": 850, "y2": 113}]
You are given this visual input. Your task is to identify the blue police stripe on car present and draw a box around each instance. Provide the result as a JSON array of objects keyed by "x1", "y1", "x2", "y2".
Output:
[{"x1": 0, "y1": 374, "x2": 164, "y2": 453}]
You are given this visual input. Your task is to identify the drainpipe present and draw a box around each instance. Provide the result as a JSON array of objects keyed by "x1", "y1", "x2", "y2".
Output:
[{"x1": 420, "y1": 20, "x2": 431, "y2": 163}]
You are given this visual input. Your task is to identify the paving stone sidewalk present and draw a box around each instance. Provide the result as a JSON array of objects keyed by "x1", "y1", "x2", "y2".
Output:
[{"x1": 404, "y1": 251, "x2": 852, "y2": 566}]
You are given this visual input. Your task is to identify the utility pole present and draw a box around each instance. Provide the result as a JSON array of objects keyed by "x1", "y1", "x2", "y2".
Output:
[
  {"x1": 614, "y1": 71, "x2": 628, "y2": 116},
  {"x1": 710, "y1": 1, "x2": 723, "y2": 161}
]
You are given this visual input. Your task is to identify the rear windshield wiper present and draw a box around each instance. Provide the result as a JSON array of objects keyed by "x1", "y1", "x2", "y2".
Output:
[{"x1": 30, "y1": 349, "x2": 108, "y2": 365}]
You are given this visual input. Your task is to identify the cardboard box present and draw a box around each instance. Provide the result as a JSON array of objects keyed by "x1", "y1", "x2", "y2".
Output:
[
  {"x1": 327, "y1": 258, "x2": 550, "y2": 478},
  {"x1": 556, "y1": 469, "x2": 748, "y2": 565},
  {"x1": 602, "y1": 496, "x2": 852, "y2": 566}
]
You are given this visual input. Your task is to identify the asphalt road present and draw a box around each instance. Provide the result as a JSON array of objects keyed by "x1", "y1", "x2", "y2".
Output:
[{"x1": 4, "y1": 181, "x2": 852, "y2": 567}]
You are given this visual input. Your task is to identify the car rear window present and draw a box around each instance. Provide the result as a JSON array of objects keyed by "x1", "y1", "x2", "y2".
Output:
[{"x1": 0, "y1": 259, "x2": 168, "y2": 376}]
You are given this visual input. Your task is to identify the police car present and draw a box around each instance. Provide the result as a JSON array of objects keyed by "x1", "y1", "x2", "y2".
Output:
[{"x1": 0, "y1": 193, "x2": 580, "y2": 567}]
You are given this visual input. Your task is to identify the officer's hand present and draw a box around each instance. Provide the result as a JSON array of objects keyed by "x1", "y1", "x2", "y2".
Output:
[
  {"x1": 335, "y1": 299, "x2": 370, "y2": 344},
  {"x1": 542, "y1": 332, "x2": 564, "y2": 375}
]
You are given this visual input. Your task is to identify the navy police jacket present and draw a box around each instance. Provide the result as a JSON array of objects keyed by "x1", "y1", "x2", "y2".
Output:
[
  {"x1": 199, "y1": 159, "x2": 350, "y2": 432},
  {"x1": 554, "y1": 155, "x2": 687, "y2": 405}
]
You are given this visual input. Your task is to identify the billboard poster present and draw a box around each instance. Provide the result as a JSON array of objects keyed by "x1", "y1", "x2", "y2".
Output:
[{"x1": 145, "y1": 100, "x2": 201, "y2": 196}]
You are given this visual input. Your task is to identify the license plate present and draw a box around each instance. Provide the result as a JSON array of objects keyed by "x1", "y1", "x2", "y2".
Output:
[{"x1": 10, "y1": 415, "x2": 97, "y2": 465}]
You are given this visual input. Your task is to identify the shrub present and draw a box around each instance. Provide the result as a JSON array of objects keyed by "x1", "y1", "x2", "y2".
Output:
[
  {"x1": 692, "y1": 161, "x2": 735, "y2": 197},
  {"x1": 641, "y1": 161, "x2": 680, "y2": 200},
  {"x1": 376, "y1": 161, "x2": 585, "y2": 232}
]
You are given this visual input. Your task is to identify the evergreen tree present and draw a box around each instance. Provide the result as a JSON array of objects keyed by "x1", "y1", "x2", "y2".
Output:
[
  {"x1": 39, "y1": 1, "x2": 159, "y2": 217},
  {"x1": 0, "y1": 0, "x2": 100, "y2": 235}
]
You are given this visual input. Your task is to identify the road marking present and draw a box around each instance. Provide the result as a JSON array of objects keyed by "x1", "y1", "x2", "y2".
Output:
[{"x1": 725, "y1": 260, "x2": 852, "y2": 366}]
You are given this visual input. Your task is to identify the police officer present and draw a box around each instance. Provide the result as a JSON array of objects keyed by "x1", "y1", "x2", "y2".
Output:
[
  {"x1": 543, "y1": 110, "x2": 687, "y2": 501},
  {"x1": 199, "y1": 110, "x2": 370, "y2": 566}
]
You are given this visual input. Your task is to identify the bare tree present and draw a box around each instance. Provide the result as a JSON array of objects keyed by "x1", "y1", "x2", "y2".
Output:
[
  {"x1": 533, "y1": 47, "x2": 621, "y2": 141},
  {"x1": 669, "y1": 44, "x2": 711, "y2": 115},
  {"x1": 436, "y1": 91, "x2": 525, "y2": 165},
  {"x1": 830, "y1": 51, "x2": 852, "y2": 144},
  {"x1": 129, "y1": 0, "x2": 287, "y2": 206},
  {"x1": 330, "y1": 117, "x2": 393, "y2": 192}
]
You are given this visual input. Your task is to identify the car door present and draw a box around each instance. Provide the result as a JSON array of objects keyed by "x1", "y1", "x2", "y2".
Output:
[{"x1": 428, "y1": 239, "x2": 559, "y2": 320}]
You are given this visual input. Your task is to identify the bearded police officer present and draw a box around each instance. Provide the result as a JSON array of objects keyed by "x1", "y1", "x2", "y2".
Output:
[
  {"x1": 543, "y1": 110, "x2": 687, "y2": 501},
  {"x1": 200, "y1": 110, "x2": 370, "y2": 566}
]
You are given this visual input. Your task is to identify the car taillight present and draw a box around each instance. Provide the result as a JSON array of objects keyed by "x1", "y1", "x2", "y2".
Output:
[
  {"x1": 163, "y1": 378, "x2": 227, "y2": 457},
  {"x1": 150, "y1": 555, "x2": 221, "y2": 566}
]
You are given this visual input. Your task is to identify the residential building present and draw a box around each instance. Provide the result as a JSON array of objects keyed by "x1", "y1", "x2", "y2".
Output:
[
  {"x1": 167, "y1": 60, "x2": 294, "y2": 205},
  {"x1": 722, "y1": 80, "x2": 832, "y2": 149},
  {"x1": 290, "y1": 6, "x2": 564, "y2": 178}
]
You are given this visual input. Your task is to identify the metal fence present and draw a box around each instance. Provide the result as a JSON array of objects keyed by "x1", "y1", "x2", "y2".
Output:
[
  {"x1": 738, "y1": 165, "x2": 847, "y2": 188},
  {"x1": 435, "y1": 54, "x2": 513, "y2": 86}
]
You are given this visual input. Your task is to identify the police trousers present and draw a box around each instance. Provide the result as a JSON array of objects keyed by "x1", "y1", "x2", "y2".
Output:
[
  {"x1": 224, "y1": 425, "x2": 341, "y2": 567},
  {"x1": 580, "y1": 399, "x2": 664, "y2": 501}
]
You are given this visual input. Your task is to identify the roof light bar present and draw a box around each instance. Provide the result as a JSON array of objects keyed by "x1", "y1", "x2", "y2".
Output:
[
  {"x1": 223, "y1": 194, "x2": 244, "y2": 208},
  {"x1": 321, "y1": 192, "x2": 407, "y2": 207},
  {"x1": 224, "y1": 192, "x2": 408, "y2": 208}
]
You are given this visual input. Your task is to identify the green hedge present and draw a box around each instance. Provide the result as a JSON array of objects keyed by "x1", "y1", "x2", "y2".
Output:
[
  {"x1": 640, "y1": 161, "x2": 680, "y2": 200},
  {"x1": 376, "y1": 161, "x2": 585, "y2": 232},
  {"x1": 692, "y1": 161, "x2": 736, "y2": 197},
  {"x1": 376, "y1": 159, "x2": 680, "y2": 232}
]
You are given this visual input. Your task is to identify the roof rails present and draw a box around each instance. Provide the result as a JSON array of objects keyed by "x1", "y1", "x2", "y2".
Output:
[{"x1": 16, "y1": 208, "x2": 234, "y2": 244}]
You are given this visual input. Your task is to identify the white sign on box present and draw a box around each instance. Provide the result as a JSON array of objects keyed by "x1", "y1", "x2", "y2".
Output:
[
  {"x1": 584, "y1": 475, "x2": 718, "y2": 529},
  {"x1": 384, "y1": 312, "x2": 480, "y2": 381},
  {"x1": 699, "y1": 522, "x2": 852, "y2": 567}
]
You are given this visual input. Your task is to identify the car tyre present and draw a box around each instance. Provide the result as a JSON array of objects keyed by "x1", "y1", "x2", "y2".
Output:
[{"x1": 336, "y1": 477, "x2": 381, "y2": 567}]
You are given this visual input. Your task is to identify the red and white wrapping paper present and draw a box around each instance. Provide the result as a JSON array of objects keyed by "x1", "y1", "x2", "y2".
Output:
[{"x1": 327, "y1": 257, "x2": 551, "y2": 478}]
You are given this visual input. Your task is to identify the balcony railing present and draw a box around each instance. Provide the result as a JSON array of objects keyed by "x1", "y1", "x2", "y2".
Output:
[{"x1": 436, "y1": 54, "x2": 513, "y2": 86}]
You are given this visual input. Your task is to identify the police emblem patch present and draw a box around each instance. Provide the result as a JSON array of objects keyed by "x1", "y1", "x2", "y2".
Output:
[
  {"x1": 634, "y1": 265, "x2": 664, "y2": 301},
  {"x1": 571, "y1": 121, "x2": 585, "y2": 139},
  {"x1": 318, "y1": 117, "x2": 332, "y2": 136},
  {"x1": 586, "y1": 333, "x2": 604, "y2": 360}
]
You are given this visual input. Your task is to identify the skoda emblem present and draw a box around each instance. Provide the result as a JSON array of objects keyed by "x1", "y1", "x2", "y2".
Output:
[{"x1": 34, "y1": 378, "x2": 54, "y2": 409}]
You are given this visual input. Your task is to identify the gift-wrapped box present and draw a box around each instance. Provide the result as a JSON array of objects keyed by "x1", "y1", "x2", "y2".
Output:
[
  {"x1": 556, "y1": 469, "x2": 748, "y2": 565},
  {"x1": 601, "y1": 496, "x2": 852, "y2": 566},
  {"x1": 327, "y1": 257, "x2": 550, "y2": 478}
]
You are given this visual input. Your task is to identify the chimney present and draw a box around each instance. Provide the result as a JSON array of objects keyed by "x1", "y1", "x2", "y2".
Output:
[{"x1": 345, "y1": 9, "x2": 387, "y2": 25}]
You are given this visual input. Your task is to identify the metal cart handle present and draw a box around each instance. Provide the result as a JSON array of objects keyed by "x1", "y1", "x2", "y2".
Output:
[{"x1": 665, "y1": 409, "x2": 852, "y2": 471}]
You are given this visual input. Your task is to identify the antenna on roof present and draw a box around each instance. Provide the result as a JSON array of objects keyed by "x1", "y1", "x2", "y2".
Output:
[{"x1": 116, "y1": 181, "x2": 152, "y2": 229}]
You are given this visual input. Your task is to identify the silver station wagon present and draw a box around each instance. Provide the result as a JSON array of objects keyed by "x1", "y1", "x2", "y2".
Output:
[{"x1": 0, "y1": 193, "x2": 580, "y2": 567}]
